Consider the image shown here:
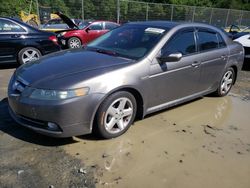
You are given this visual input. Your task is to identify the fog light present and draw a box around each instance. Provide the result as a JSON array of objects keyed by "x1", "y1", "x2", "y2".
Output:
[{"x1": 47, "y1": 122, "x2": 59, "y2": 131}]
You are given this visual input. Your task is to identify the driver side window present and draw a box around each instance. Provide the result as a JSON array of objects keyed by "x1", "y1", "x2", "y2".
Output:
[
  {"x1": 162, "y1": 30, "x2": 196, "y2": 56},
  {"x1": 89, "y1": 22, "x2": 103, "y2": 30}
]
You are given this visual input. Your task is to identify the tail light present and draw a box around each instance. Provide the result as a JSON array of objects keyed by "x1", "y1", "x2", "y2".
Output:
[{"x1": 49, "y1": 36, "x2": 58, "y2": 45}]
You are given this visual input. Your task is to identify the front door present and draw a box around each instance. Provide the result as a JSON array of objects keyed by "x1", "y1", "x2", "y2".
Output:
[
  {"x1": 147, "y1": 29, "x2": 202, "y2": 109},
  {"x1": 85, "y1": 22, "x2": 105, "y2": 43}
]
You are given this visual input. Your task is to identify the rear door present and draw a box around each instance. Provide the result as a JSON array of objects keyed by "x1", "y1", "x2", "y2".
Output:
[
  {"x1": 0, "y1": 18, "x2": 27, "y2": 63},
  {"x1": 196, "y1": 28, "x2": 229, "y2": 92},
  {"x1": 148, "y1": 28, "x2": 202, "y2": 108}
]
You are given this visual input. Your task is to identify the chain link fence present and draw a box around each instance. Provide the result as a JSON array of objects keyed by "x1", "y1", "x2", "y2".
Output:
[
  {"x1": 2, "y1": 0, "x2": 250, "y2": 28},
  {"x1": 117, "y1": 0, "x2": 250, "y2": 28}
]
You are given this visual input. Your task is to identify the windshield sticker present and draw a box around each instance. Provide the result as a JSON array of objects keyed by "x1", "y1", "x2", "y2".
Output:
[{"x1": 145, "y1": 28, "x2": 165, "y2": 34}]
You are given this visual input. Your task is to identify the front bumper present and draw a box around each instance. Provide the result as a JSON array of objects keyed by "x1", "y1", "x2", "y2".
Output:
[
  {"x1": 57, "y1": 36, "x2": 68, "y2": 49},
  {"x1": 8, "y1": 78, "x2": 104, "y2": 137}
]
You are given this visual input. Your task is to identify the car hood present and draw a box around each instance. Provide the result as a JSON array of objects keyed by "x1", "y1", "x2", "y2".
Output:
[
  {"x1": 55, "y1": 12, "x2": 78, "y2": 29},
  {"x1": 15, "y1": 49, "x2": 133, "y2": 88},
  {"x1": 232, "y1": 32, "x2": 250, "y2": 40}
]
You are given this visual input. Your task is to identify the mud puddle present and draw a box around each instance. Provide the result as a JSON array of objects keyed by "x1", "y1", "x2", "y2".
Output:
[{"x1": 64, "y1": 96, "x2": 250, "y2": 188}]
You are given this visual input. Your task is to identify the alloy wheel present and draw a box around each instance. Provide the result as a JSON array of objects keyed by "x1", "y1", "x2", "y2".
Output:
[
  {"x1": 69, "y1": 38, "x2": 81, "y2": 48},
  {"x1": 21, "y1": 49, "x2": 40, "y2": 64},
  {"x1": 220, "y1": 70, "x2": 233, "y2": 95},
  {"x1": 104, "y1": 97, "x2": 134, "y2": 134}
]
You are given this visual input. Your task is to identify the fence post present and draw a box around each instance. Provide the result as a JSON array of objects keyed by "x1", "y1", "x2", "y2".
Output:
[
  {"x1": 171, "y1": 4, "x2": 174, "y2": 21},
  {"x1": 239, "y1": 10, "x2": 244, "y2": 26},
  {"x1": 36, "y1": 0, "x2": 40, "y2": 25},
  {"x1": 209, "y1": 8, "x2": 213, "y2": 24},
  {"x1": 192, "y1": 6, "x2": 196, "y2": 22},
  {"x1": 117, "y1": 0, "x2": 120, "y2": 23},
  {"x1": 81, "y1": 0, "x2": 84, "y2": 20},
  {"x1": 146, "y1": 3, "x2": 149, "y2": 21},
  {"x1": 225, "y1": 9, "x2": 230, "y2": 28}
]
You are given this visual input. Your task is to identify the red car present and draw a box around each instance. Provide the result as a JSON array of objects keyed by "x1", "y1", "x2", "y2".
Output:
[{"x1": 56, "y1": 13, "x2": 120, "y2": 49}]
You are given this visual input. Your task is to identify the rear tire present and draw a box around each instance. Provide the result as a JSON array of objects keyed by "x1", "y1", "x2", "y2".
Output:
[
  {"x1": 18, "y1": 47, "x2": 41, "y2": 65},
  {"x1": 95, "y1": 91, "x2": 137, "y2": 139},
  {"x1": 67, "y1": 37, "x2": 82, "y2": 49},
  {"x1": 214, "y1": 67, "x2": 235, "y2": 97}
]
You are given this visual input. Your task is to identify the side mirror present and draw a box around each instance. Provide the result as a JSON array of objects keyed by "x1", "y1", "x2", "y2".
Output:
[
  {"x1": 85, "y1": 27, "x2": 91, "y2": 33},
  {"x1": 158, "y1": 52, "x2": 182, "y2": 63}
]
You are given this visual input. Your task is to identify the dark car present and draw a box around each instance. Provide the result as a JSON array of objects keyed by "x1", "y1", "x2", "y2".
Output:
[
  {"x1": 0, "y1": 17, "x2": 60, "y2": 65},
  {"x1": 56, "y1": 13, "x2": 119, "y2": 49},
  {"x1": 8, "y1": 21, "x2": 244, "y2": 139}
]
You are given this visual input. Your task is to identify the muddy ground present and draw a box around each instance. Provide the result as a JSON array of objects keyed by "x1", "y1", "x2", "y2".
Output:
[{"x1": 0, "y1": 62, "x2": 250, "y2": 188}]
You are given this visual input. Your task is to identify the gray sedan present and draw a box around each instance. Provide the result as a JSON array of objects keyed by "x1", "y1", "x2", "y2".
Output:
[{"x1": 8, "y1": 21, "x2": 244, "y2": 139}]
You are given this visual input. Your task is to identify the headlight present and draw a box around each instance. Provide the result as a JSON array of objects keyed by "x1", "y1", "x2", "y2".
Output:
[
  {"x1": 58, "y1": 32, "x2": 67, "y2": 37},
  {"x1": 28, "y1": 87, "x2": 89, "y2": 100}
]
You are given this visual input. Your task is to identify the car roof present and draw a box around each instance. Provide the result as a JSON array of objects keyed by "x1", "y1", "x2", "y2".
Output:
[
  {"x1": 126, "y1": 21, "x2": 180, "y2": 29},
  {"x1": 0, "y1": 17, "x2": 22, "y2": 23},
  {"x1": 126, "y1": 21, "x2": 223, "y2": 31},
  {"x1": 0, "y1": 17, "x2": 55, "y2": 34},
  {"x1": 0, "y1": 17, "x2": 36, "y2": 30}
]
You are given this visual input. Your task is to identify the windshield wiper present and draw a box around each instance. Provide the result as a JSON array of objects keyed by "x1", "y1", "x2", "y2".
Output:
[{"x1": 87, "y1": 47, "x2": 118, "y2": 56}]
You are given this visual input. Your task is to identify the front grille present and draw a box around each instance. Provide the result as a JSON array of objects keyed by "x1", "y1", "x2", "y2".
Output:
[
  {"x1": 19, "y1": 114, "x2": 47, "y2": 128},
  {"x1": 14, "y1": 112, "x2": 62, "y2": 132}
]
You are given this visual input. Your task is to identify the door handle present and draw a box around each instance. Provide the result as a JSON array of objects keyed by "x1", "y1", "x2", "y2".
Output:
[
  {"x1": 11, "y1": 34, "x2": 21, "y2": 38},
  {"x1": 191, "y1": 61, "x2": 200, "y2": 67},
  {"x1": 221, "y1": 55, "x2": 227, "y2": 60}
]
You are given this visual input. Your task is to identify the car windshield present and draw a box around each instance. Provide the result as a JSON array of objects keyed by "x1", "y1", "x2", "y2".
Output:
[
  {"x1": 78, "y1": 21, "x2": 91, "y2": 29},
  {"x1": 86, "y1": 24, "x2": 168, "y2": 60}
]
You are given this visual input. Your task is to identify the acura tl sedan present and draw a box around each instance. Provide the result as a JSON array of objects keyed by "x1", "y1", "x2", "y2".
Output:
[{"x1": 8, "y1": 21, "x2": 244, "y2": 139}]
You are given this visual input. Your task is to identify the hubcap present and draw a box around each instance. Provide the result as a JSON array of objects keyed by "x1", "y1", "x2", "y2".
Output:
[
  {"x1": 220, "y1": 70, "x2": 233, "y2": 95},
  {"x1": 69, "y1": 39, "x2": 81, "y2": 48},
  {"x1": 22, "y1": 49, "x2": 40, "y2": 64},
  {"x1": 104, "y1": 97, "x2": 134, "y2": 134}
]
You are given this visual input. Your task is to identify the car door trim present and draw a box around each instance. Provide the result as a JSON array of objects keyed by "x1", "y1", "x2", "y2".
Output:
[{"x1": 149, "y1": 64, "x2": 191, "y2": 78}]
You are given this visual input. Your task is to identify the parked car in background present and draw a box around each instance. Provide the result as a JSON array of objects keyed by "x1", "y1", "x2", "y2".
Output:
[
  {"x1": 227, "y1": 25, "x2": 250, "y2": 58},
  {"x1": 56, "y1": 12, "x2": 119, "y2": 49},
  {"x1": 8, "y1": 21, "x2": 244, "y2": 139},
  {"x1": 0, "y1": 17, "x2": 60, "y2": 65},
  {"x1": 40, "y1": 18, "x2": 83, "y2": 33}
]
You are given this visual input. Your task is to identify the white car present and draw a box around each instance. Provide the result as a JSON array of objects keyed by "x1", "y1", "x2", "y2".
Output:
[{"x1": 228, "y1": 25, "x2": 250, "y2": 58}]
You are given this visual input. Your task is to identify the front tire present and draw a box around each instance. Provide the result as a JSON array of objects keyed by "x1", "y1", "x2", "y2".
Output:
[
  {"x1": 67, "y1": 37, "x2": 82, "y2": 49},
  {"x1": 18, "y1": 47, "x2": 41, "y2": 65},
  {"x1": 215, "y1": 67, "x2": 235, "y2": 97},
  {"x1": 95, "y1": 91, "x2": 137, "y2": 139}
]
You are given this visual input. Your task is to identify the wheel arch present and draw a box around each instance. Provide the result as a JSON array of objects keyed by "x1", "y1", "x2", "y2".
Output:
[
  {"x1": 67, "y1": 36, "x2": 83, "y2": 44},
  {"x1": 230, "y1": 65, "x2": 238, "y2": 84},
  {"x1": 90, "y1": 87, "x2": 145, "y2": 133}
]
